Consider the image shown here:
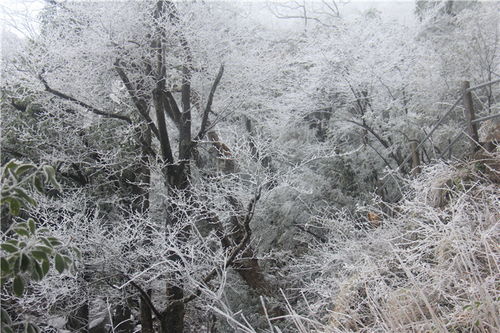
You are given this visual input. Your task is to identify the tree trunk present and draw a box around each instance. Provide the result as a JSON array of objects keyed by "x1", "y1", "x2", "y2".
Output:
[
  {"x1": 234, "y1": 248, "x2": 273, "y2": 295},
  {"x1": 226, "y1": 195, "x2": 274, "y2": 296},
  {"x1": 67, "y1": 272, "x2": 91, "y2": 332},
  {"x1": 113, "y1": 304, "x2": 133, "y2": 333},
  {"x1": 161, "y1": 171, "x2": 189, "y2": 333},
  {"x1": 160, "y1": 284, "x2": 185, "y2": 333},
  {"x1": 140, "y1": 290, "x2": 154, "y2": 333},
  {"x1": 66, "y1": 300, "x2": 89, "y2": 332},
  {"x1": 134, "y1": 126, "x2": 155, "y2": 333}
]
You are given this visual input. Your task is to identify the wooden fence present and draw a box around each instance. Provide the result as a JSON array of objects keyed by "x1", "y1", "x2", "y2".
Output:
[
  {"x1": 396, "y1": 78, "x2": 500, "y2": 173},
  {"x1": 377, "y1": 78, "x2": 500, "y2": 201}
]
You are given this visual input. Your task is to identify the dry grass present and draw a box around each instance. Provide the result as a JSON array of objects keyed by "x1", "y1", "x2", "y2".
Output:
[
  {"x1": 207, "y1": 155, "x2": 499, "y2": 333},
  {"x1": 296, "y1": 153, "x2": 500, "y2": 333}
]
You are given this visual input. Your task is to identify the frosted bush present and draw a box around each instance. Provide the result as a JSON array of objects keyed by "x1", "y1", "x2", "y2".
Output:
[{"x1": 286, "y1": 156, "x2": 500, "y2": 333}]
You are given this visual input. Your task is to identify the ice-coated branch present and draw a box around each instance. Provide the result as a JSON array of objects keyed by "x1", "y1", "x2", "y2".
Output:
[
  {"x1": 293, "y1": 224, "x2": 327, "y2": 243},
  {"x1": 163, "y1": 91, "x2": 181, "y2": 125},
  {"x1": 343, "y1": 118, "x2": 403, "y2": 165},
  {"x1": 113, "y1": 59, "x2": 161, "y2": 140},
  {"x1": 183, "y1": 187, "x2": 262, "y2": 304},
  {"x1": 128, "y1": 280, "x2": 163, "y2": 320},
  {"x1": 108, "y1": 272, "x2": 163, "y2": 320},
  {"x1": 38, "y1": 73, "x2": 132, "y2": 124},
  {"x1": 195, "y1": 65, "x2": 225, "y2": 144}
]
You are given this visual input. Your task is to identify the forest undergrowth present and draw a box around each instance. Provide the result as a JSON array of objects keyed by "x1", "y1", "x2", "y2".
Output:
[{"x1": 266, "y1": 152, "x2": 500, "y2": 333}]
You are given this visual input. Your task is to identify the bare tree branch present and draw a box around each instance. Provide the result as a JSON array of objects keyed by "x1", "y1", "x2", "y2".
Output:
[
  {"x1": 343, "y1": 119, "x2": 403, "y2": 165},
  {"x1": 163, "y1": 91, "x2": 181, "y2": 125},
  {"x1": 10, "y1": 99, "x2": 27, "y2": 112},
  {"x1": 38, "y1": 73, "x2": 132, "y2": 124},
  {"x1": 183, "y1": 187, "x2": 262, "y2": 303},
  {"x1": 153, "y1": 88, "x2": 175, "y2": 164},
  {"x1": 110, "y1": 273, "x2": 163, "y2": 321},
  {"x1": 293, "y1": 224, "x2": 328, "y2": 243},
  {"x1": 128, "y1": 280, "x2": 163, "y2": 320},
  {"x1": 195, "y1": 65, "x2": 225, "y2": 143},
  {"x1": 113, "y1": 59, "x2": 161, "y2": 140}
]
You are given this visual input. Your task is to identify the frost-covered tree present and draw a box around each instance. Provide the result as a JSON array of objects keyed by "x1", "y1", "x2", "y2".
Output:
[
  {"x1": 1, "y1": 1, "x2": 288, "y2": 331},
  {"x1": 2, "y1": 1, "x2": 499, "y2": 332}
]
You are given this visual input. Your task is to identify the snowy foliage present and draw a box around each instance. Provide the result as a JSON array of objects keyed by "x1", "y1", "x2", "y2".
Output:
[{"x1": 1, "y1": 1, "x2": 499, "y2": 332}]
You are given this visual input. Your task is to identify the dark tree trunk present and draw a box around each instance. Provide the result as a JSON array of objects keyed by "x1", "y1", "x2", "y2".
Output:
[
  {"x1": 140, "y1": 289, "x2": 154, "y2": 333},
  {"x1": 67, "y1": 272, "x2": 91, "y2": 332},
  {"x1": 113, "y1": 304, "x2": 133, "y2": 333},
  {"x1": 161, "y1": 170, "x2": 189, "y2": 333},
  {"x1": 234, "y1": 248, "x2": 273, "y2": 295},
  {"x1": 66, "y1": 300, "x2": 89, "y2": 332},
  {"x1": 137, "y1": 128, "x2": 154, "y2": 333},
  {"x1": 161, "y1": 284, "x2": 185, "y2": 333},
  {"x1": 226, "y1": 195, "x2": 274, "y2": 296}
]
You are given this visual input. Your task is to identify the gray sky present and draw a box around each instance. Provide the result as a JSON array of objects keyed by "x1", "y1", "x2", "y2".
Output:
[
  {"x1": 0, "y1": 0, "x2": 417, "y2": 39},
  {"x1": 0, "y1": 0, "x2": 45, "y2": 38},
  {"x1": 344, "y1": 1, "x2": 416, "y2": 25}
]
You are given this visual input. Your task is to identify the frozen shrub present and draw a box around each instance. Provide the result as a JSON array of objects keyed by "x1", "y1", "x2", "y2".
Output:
[{"x1": 287, "y1": 154, "x2": 500, "y2": 332}]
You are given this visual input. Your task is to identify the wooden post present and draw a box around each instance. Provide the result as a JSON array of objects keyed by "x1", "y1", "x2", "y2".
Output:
[
  {"x1": 462, "y1": 81, "x2": 480, "y2": 152},
  {"x1": 410, "y1": 141, "x2": 421, "y2": 175}
]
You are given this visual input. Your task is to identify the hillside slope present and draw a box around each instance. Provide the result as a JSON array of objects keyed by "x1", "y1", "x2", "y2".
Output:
[{"x1": 292, "y1": 153, "x2": 500, "y2": 332}]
